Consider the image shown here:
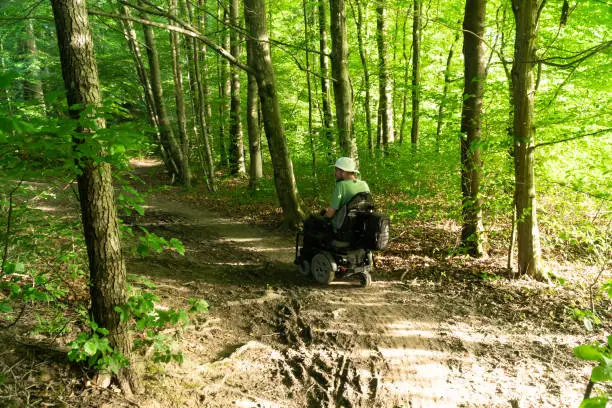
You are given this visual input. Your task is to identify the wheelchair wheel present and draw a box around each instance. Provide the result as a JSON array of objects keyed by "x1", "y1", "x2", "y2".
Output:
[
  {"x1": 311, "y1": 252, "x2": 336, "y2": 284},
  {"x1": 359, "y1": 272, "x2": 372, "y2": 287},
  {"x1": 298, "y1": 259, "x2": 310, "y2": 276}
]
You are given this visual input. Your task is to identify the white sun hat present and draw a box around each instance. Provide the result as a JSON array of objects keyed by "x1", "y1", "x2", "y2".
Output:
[{"x1": 334, "y1": 157, "x2": 359, "y2": 174}]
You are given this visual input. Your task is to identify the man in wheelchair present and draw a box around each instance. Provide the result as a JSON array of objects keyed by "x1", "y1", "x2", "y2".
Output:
[{"x1": 295, "y1": 157, "x2": 389, "y2": 286}]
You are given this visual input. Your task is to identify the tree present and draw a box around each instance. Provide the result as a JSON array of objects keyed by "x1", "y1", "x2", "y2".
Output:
[
  {"x1": 169, "y1": 0, "x2": 191, "y2": 187},
  {"x1": 303, "y1": 0, "x2": 316, "y2": 173},
  {"x1": 318, "y1": 0, "x2": 335, "y2": 160},
  {"x1": 460, "y1": 0, "x2": 487, "y2": 257},
  {"x1": 185, "y1": 0, "x2": 215, "y2": 190},
  {"x1": 410, "y1": 0, "x2": 422, "y2": 147},
  {"x1": 229, "y1": 0, "x2": 246, "y2": 175},
  {"x1": 511, "y1": 0, "x2": 547, "y2": 280},
  {"x1": 351, "y1": 0, "x2": 373, "y2": 154},
  {"x1": 140, "y1": 6, "x2": 185, "y2": 184},
  {"x1": 376, "y1": 0, "x2": 394, "y2": 152},
  {"x1": 217, "y1": 5, "x2": 230, "y2": 168},
  {"x1": 50, "y1": 0, "x2": 141, "y2": 395},
  {"x1": 245, "y1": 39, "x2": 263, "y2": 188},
  {"x1": 330, "y1": 0, "x2": 357, "y2": 160},
  {"x1": 244, "y1": 0, "x2": 304, "y2": 227}
]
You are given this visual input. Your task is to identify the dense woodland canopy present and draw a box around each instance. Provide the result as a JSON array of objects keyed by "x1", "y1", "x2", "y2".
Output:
[{"x1": 0, "y1": 0, "x2": 611, "y2": 405}]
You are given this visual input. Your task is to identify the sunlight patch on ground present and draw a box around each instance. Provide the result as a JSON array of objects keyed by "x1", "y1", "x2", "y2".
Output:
[
  {"x1": 130, "y1": 158, "x2": 162, "y2": 167},
  {"x1": 218, "y1": 237, "x2": 265, "y2": 243}
]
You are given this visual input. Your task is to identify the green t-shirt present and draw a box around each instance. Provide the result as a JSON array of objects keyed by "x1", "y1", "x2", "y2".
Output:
[{"x1": 330, "y1": 179, "x2": 370, "y2": 228}]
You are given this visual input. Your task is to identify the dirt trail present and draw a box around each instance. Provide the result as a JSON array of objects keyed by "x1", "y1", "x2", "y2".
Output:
[{"x1": 120, "y1": 171, "x2": 591, "y2": 408}]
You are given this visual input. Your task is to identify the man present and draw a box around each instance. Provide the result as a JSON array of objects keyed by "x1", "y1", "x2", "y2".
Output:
[{"x1": 301, "y1": 157, "x2": 370, "y2": 254}]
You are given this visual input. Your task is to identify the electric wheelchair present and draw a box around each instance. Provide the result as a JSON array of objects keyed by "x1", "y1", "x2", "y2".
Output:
[{"x1": 294, "y1": 192, "x2": 389, "y2": 287}]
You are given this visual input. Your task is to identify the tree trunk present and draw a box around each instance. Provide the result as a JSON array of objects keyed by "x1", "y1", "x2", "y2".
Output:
[
  {"x1": 21, "y1": 20, "x2": 45, "y2": 108},
  {"x1": 511, "y1": 0, "x2": 547, "y2": 280},
  {"x1": 352, "y1": 0, "x2": 373, "y2": 155},
  {"x1": 376, "y1": 0, "x2": 394, "y2": 153},
  {"x1": 399, "y1": 10, "x2": 409, "y2": 145},
  {"x1": 246, "y1": 39, "x2": 263, "y2": 188},
  {"x1": 50, "y1": 0, "x2": 141, "y2": 395},
  {"x1": 185, "y1": 0, "x2": 215, "y2": 190},
  {"x1": 197, "y1": 0, "x2": 214, "y2": 141},
  {"x1": 169, "y1": 0, "x2": 191, "y2": 187},
  {"x1": 303, "y1": 0, "x2": 316, "y2": 175},
  {"x1": 217, "y1": 5, "x2": 230, "y2": 168},
  {"x1": 318, "y1": 0, "x2": 335, "y2": 161},
  {"x1": 410, "y1": 0, "x2": 422, "y2": 147},
  {"x1": 330, "y1": 0, "x2": 357, "y2": 160},
  {"x1": 460, "y1": 0, "x2": 487, "y2": 258},
  {"x1": 229, "y1": 0, "x2": 246, "y2": 175},
  {"x1": 244, "y1": 0, "x2": 304, "y2": 227},
  {"x1": 119, "y1": 7, "x2": 162, "y2": 147},
  {"x1": 436, "y1": 32, "x2": 459, "y2": 152},
  {"x1": 140, "y1": 8, "x2": 184, "y2": 182}
]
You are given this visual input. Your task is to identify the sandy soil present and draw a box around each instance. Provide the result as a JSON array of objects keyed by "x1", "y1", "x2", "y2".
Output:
[{"x1": 1, "y1": 160, "x2": 608, "y2": 408}]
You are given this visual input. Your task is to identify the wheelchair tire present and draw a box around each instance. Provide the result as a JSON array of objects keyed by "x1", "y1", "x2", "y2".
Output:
[
  {"x1": 359, "y1": 272, "x2": 372, "y2": 287},
  {"x1": 311, "y1": 252, "x2": 336, "y2": 284},
  {"x1": 299, "y1": 260, "x2": 310, "y2": 276}
]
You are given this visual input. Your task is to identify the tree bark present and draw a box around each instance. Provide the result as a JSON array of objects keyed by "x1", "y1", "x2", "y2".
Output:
[
  {"x1": 410, "y1": 0, "x2": 422, "y2": 147},
  {"x1": 119, "y1": 6, "x2": 161, "y2": 148},
  {"x1": 376, "y1": 0, "x2": 394, "y2": 153},
  {"x1": 303, "y1": 0, "x2": 316, "y2": 175},
  {"x1": 169, "y1": 0, "x2": 191, "y2": 187},
  {"x1": 50, "y1": 0, "x2": 141, "y2": 395},
  {"x1": 511, "y1": 0, "x2": 547, "y2": 280},
  {"x1": 217, "y1": 5, "x2": 230, "y2": 168},
  {"x1": 399, "y1": 10, "x2": 409, "y2": 145},
  {"x1": 229, "y1": 0, "x2": 246, "y2": 175},
  {"x1": 352, "y1": 0, "x2": 373, "y2": 154},
  {"x1": 185, "y1": 0, "x2": 215, "y2": 190},
  {"x1": 197, "y1": 0, "x2": 214, "y2": 141},
  {"x1": 244, "y1": 0, "x2": 304, "y2": 227},
  {"x1": 246, "y1": 39, "x2": 263, "y2": 188},
  {"x1": 330, "y1": 0, "x2": 357, "y2": 160},
  {"x1": 460, "y1": 0, "x2": 487, "y2": 257},
  {"x1": 318, "y1": 0, "x2": 335, "y2": 161},
  {"x1": 140, "y1": 7, "x2": 184, "y2": 182}
]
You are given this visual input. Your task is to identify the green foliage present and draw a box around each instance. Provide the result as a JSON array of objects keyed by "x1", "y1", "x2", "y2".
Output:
[
  {"x1": 68, "y1": 320, "x2": 128, "y2": 375},
  {"x1": 135, "y1": 227, "x2": 185, "y2": 258},
  {"x1": 115, "y1": 278, "x2": 208, "y2": 364}
]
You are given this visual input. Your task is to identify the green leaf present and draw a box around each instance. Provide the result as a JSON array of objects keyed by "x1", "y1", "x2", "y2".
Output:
[
  {"x1": 83, "y1": 339, "x2": 99, "y2": 356},
  {"x1": 4, "y1": 262, "x2": 25, "y2": 274},
  {"x1": 0, "y1": 301, "x2": 13, "y2": 313},
  {"x1": 580, "y1": 396, "x2": 609, "y2": 408},
  {"x1": 189, "y1": 299, "x2": 209, "y2": 314},
  {"x1": 591, "y1": 365, "x2": 612, "y2": 382},
  {"x1": 115, "y1": 305, "x2": 130, "y2": 323},
  {"x1": 168, "y1": 238, "x2": 185, "y2": 255},
  {"x1": 574, "y1": 344, "x2": 603, "y2": 361}
]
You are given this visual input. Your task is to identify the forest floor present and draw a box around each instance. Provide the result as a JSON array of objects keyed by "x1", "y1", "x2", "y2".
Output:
[{"x1": 1, "y1": 159, "x2": 611, "y2": 408}]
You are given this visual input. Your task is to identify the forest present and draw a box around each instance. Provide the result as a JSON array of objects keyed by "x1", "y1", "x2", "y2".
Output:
[{"x1": 0, "y1": 0, "x2": 611, "y2": 406}]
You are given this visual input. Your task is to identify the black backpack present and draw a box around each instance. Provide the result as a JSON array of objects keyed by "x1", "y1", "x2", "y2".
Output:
[
  {"x1": 335, "y1": 192, "x2": 389, "y2": 250},
  {"x1": 362, "y1": 212, "x2": 390, "y2": 250}
]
